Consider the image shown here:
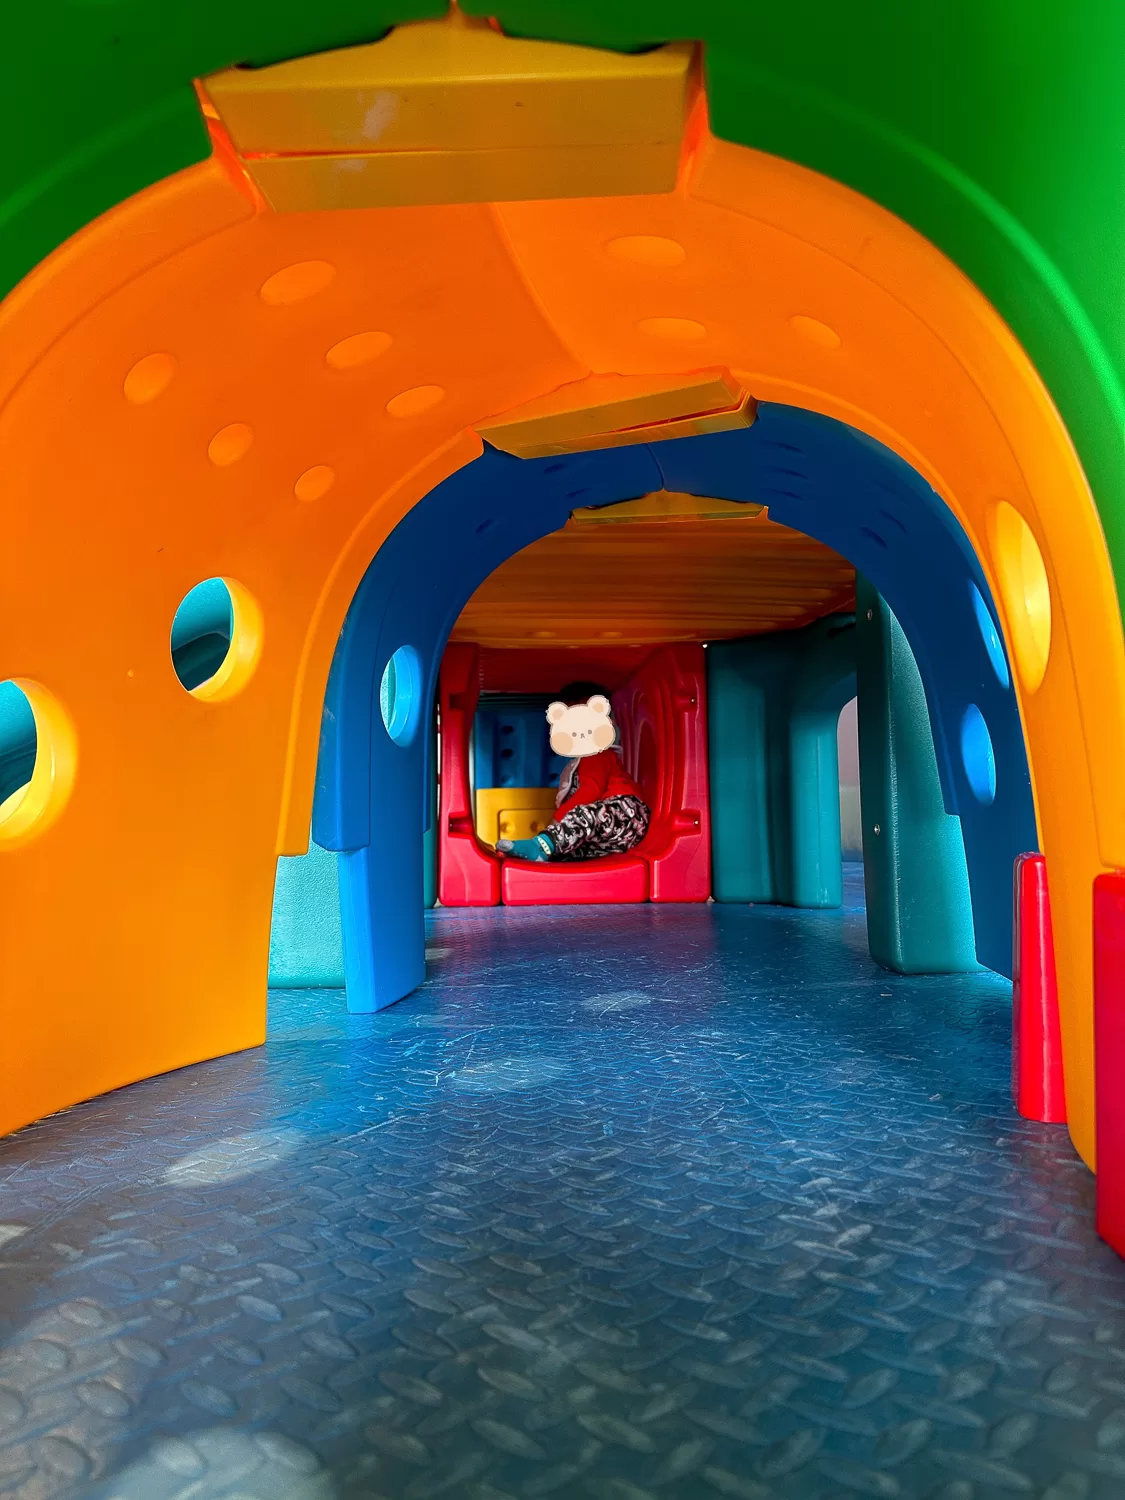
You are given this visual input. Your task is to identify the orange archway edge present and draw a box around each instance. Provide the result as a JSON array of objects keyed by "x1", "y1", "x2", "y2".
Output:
[{"x1": 1, "y1": 105, "x2": 1122, "y2": 1168}]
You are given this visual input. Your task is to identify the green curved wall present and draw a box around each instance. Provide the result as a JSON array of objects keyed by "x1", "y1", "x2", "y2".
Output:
[{"x1": 4, "y1": 2, "x2": 1124, "y2": 610}]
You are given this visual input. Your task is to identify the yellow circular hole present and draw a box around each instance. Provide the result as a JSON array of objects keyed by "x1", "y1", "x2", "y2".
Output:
[
  {"x1": 637, "y1": 317, "x2": 707, "y2": 340},
  {"x1": 171, "y1": 578, "x2": 263, "y2": 703},
  {"x1": 386, "y1": 385, "x2": 445, "y2": 418},
  {"x1": 988, "y1": 501, "x2": 1052, "y2": 692},
  {"x1": 259, "y1": 260, "x2": 336, "y2": 307},
  {"x1": 208, "y1": 422, "x2": 254, "y2": 467},
  {"x1": 0, "y1": 680, "x2": 77, "y2": 851},
  {"x1": 294, "y1": 465, "x2": 336, "y2": 503},
  {"x1": 607, "y1": 236, "x2": 686, "y2": 268},
  {"x1": 326, "y1": 331, "x2": 393, "y2": 370},
  {"x1": 790, "y1": 315, "x2": 842, "y2": 351},
  {"x1": 123, "y1": 352, "x2": 177, "y2": 404}
]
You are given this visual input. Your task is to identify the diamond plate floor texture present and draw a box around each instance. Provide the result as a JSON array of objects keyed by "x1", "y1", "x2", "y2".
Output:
[{"x1": 2, "y1": 870, "x2": 1124, "y2": 1500}]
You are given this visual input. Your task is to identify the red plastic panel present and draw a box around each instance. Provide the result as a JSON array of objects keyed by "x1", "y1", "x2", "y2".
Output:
[
  {"x1": 614, "y1": 643, "x2": 711, "y2": 903},
  {"x1": 1096, "y1": 872, "x2": 1125, "y2": 1256},
  {"x1": 1011, "y1": 853, "x2": 1066, "y2": 1123},
  {"x1": 479, "y1": 646, "x2": 652, "y2": 695},
  {"x1": 437, "y1": 643, "x2": 501, "y2": 906},
  {"x1": 441, "y1": 641, "x2": 711, "y2": 907},
  {"x1": 501, "y1": 852, "x2": 649, "y2": 905}
]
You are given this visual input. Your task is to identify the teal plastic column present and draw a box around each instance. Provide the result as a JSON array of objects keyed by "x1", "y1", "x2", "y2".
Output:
[
  {"x1": 789, "y1": 703, "x2": 846, "y2": 906},
  {"x1": 856, "y1": 576, "x2": 978, "y2": 973},
  {"x1": 709, "y1": 615, "x2": 856, "y2": 907}
]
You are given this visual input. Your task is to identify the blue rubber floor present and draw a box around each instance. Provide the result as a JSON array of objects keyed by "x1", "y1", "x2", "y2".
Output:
[{"x1": 2, "y1": 870, "x2": 1124, "y2": 1500}]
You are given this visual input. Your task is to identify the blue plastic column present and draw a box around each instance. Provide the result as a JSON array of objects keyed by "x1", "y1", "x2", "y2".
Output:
[
  {"x1": 314, "y1": 443, "x2": 663, "y2": 1012},
  {"x1": 270, "y1": 704, "x2": 437, "y2": 989},
  {"x1": 856, "y1": 577, "x2": 978, "y2": 973}
]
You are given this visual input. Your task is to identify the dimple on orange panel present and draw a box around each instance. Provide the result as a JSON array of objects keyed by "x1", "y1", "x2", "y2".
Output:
[
  {"x1": 494, "y1": 190, "x2": 1016, "y2": 510},
  {"x1": 0, "y1": 153, "x2": 255, "y2": 409}
]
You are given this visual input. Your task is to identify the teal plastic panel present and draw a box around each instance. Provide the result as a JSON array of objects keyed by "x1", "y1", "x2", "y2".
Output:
[
  {"x1": 708, "y1": 615, "x2": 856, "y2": 908},
  {"x1": 856, "y1": 576, "x2": 978, "y2": 974},
  {"x1": 268, "y1": 840, "x2": 345, "y2": 988}
]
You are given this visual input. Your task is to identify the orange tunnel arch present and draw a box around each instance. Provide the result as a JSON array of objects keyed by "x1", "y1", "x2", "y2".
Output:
[{"x1": 1, "y1": 75, "x2": 1124, "y2": 1172}]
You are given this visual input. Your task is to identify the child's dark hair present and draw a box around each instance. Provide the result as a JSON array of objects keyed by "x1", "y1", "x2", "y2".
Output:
[{"x1": 558, "y1": 680, "x2": 612, "y2": 706}]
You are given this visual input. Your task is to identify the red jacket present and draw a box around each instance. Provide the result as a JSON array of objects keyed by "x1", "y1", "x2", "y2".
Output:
[{"x1": 555, "y1": 749, "x2": 646, "y2": 819}]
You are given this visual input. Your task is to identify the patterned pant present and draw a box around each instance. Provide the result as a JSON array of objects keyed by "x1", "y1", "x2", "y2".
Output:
[{"x1": 549, "y1": 795, "x2": 651, "y2": 860}]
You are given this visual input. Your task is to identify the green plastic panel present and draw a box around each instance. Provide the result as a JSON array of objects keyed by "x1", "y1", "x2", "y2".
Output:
[
  {"x1": 0, "y1": 1, "x2": 442, "y2": 311},
  {"x1": 708, "y1": 616, "x2": 856, "y2": 908},
  {"x1": 855, "y1": 576, "x2": 978, "y2": 975}
]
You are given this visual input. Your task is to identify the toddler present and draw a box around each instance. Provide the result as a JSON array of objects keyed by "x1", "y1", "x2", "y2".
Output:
[{"x1": 496, "y1": 682, "x2": 651, "y2": 862}]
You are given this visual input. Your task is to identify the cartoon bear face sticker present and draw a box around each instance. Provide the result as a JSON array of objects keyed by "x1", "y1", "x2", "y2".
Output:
[{"x1": 546, "y1": 695, "x2": 616, "y2": 757}]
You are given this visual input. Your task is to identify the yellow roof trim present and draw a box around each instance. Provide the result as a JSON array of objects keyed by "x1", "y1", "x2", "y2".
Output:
[
  {"x1": 570, "y1": 492, "x2": 765, "y2": 524},
  {"x1": 201, "y1": 10, "x2": 697, "y2": 209},
  {"x1": 477, "y1": 369, "x2": 755, "y2": 458}
]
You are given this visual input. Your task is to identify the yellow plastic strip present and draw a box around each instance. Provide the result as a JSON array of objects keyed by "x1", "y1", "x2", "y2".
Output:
[{"x1": 202, "y1": 11, "x2": 696, "y2": 210}]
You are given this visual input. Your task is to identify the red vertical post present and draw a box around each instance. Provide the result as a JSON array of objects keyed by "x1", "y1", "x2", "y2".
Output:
[
  {"x1": 437, "y1": 643, "x2": 502, "y2": 906},
  {"x1": 1095, "y1": 872, "x2": 1125, "y2": 1255},
  {"x1": 1012, "y1": 853, "x2": 1066, "y2": 1123}
]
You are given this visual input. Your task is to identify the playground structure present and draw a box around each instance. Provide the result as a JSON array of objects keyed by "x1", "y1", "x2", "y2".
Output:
[{"x1": 3, "y1": 1, "x2": 1125, "y2": 1257}]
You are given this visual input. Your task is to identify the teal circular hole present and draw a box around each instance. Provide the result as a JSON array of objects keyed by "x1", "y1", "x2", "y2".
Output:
[
  {"x1": 970, "y1": 581, "x2": 1010, "y2": 690},
  {"x1": 960, "y1": 703, "x2": 996, "y2": 805},
  {"x1": 0, "y1": 680, "x2": 37, "y2": 810},
  {"x1": 171, "y1": 578, "x2": 233, "y2": 691},
  {"x1": 380, "y1": 646, "x2": 422, "y2": 747}
]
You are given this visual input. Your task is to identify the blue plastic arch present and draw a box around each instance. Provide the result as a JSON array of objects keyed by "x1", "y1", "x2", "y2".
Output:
[{"x1": 314, "y1": 403, "x2": 1036, "y2": 1010}]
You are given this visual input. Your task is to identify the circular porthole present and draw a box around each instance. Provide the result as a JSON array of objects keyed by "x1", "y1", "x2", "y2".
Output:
[
  {"x1": 969, "y1": 581, "x2": 1010, "y2": 690},
  {"x1": 0, "y1": 679, "x2": 77, "y2": 848},
  {"x1": 960, "y1": 703, "x2": 997, "y2": 805},
  {"x1": 380, "y1": 646, "x2": 422, "y2": 747},
  {"x1": 171, "y1": 578, "x2": 262, "y2": 701},
  {"x1": 988, "y1": 501, "x2": 1051, "y2": 692}
]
